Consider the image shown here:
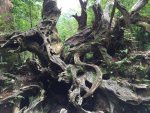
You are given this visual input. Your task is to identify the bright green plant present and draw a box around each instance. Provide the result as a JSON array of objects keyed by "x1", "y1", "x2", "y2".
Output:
[
  {"x1": 11, "y1": 0, "x2": 42, "y2": 31},
  {"x1": 57, "y1": 15, "x2": 78, "y2": 40}
]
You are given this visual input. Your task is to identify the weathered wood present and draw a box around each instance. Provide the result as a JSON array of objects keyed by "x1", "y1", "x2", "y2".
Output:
[
  {"x1": 1, "y1": 0, "x2": 150, "y2": 113},
  {"x1": 130, "y1": 0, "x2": 148, "y2": 14},
  {"x1": 73, "y1": 0, "x2": 88, "y2": 30}
]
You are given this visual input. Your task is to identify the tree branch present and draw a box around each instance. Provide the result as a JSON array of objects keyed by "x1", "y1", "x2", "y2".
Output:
[
  {"x1": 116, "y1": 0, "x2": 130, "y2": 27},
  {"x1": 103, "y1": 0, "x2": 114, "y2": 23},
  {"x1": 92, "y1": 2, "x2": 103, "y2": 31},
  {"x1": 130, "y1": 0, "x2": 148, "y2": 14},
  {"x1": 73, "y1": 0, "x2": 88, "y2": 30}
]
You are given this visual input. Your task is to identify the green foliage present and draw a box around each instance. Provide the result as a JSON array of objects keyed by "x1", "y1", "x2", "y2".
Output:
[
  {"x1": 140, "y1": 1, "x2": 150, "y2": 15},
  {"x1": 0, "y1": 0, "x2": 42, "y2": 67},
  {"x1": 121, "y1": 0, "x2": 137, "y2": 10},
  {"x1": 132, "y1": 26, "x2": 150, "y2": 50},
  {"x1": 0, "y1": 13, "x2": 14, "y2": 34},
  {"x1": 57, "y1": 15, "x2": 78, "y2": 40},
  {"x1": 118, "y1": 0, "x2": 150, "y2": 51},
  {"x1": 87, "y1": 5, "x2": 94, "y2": 26},
  {"x1": 85, "y1": 53, "x2": 93, "y2": 59},
  {"x1": 11, "y1": 0, "x2": 42, "y2": 31},
  {"x1": 108, "y1": 54, "x2": 149, "y2": 81},
  {"x1": 0, "y1": 0, "x2": 42, "y2": 33}
]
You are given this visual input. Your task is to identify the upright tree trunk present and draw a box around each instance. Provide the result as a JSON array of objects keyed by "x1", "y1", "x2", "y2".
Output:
[{"x1": 0, "y1": 0, "x2": 13, "y2": 15}]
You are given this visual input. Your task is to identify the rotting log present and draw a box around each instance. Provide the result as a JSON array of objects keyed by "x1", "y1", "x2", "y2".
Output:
[{"x1": 1, "y1": 0, "x2": 150, "y2": 113}]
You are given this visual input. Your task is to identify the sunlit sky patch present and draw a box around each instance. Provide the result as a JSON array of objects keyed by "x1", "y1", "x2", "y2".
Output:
[{"x1": 57, "y1": 0, "x2": 80, "y2": 14}]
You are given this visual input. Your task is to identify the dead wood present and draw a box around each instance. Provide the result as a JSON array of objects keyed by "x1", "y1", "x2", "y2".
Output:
[
  {"x1": 1, "y1": 0, "x2": 150, "y2": 113},
  {"x1": 73, "y1": 0, "x2": 88, "y2": 30}
]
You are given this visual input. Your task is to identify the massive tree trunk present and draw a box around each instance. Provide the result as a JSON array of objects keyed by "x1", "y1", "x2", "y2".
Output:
[{"x1": 0, "y1": 0, "x2": 150, "y2": 113}]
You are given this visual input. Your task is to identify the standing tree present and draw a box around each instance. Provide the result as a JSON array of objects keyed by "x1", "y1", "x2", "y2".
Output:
[
  {"x1": 0, "y1": 0, "x2": 13, "y2": 32},
  {"x1": 1, "y1": 0, "x2": 150, "y2": 113},
  {"x1": 0, "y1": 0, "x2": 12, "y2": 14}
]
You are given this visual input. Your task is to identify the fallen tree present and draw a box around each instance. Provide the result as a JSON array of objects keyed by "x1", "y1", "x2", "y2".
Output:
[{"x1": 0, "y1": 0, "x2": 150, "y2": 113}]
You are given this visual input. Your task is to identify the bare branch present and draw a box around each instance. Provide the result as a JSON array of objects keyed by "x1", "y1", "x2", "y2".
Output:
[
  {"x1": 92, "y1": 3, "x2": 103, "y2": 30},
  {"x1": 103, "y1": 0, "x2": 114, "y2": 23},
  {"x1": 131, "y1": 13, "x2": 150, "y2": 24},
  {"x1": 116, "y1": 0, "x2": 130, "y2": 27},
  {"x1": 130, "y1": 13, "x2": 150, "y2": 32},
  {"x1": 137, "y1": 21, "x2": 150, "y2": 32},
  {"x1": 108, "y1": 0, "x2": 117, "y2": 30},
  {"x1": 73, "y1": 0, "x2": 88, "y2": 30},
  {"x1": 130, "y1": 0, "x2": 148, "y2": 14}
]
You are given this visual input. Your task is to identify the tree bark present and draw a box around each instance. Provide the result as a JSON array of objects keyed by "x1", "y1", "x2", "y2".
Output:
[{"x1": 1, "y1": 0, "x2": 150, "y2": 113}]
